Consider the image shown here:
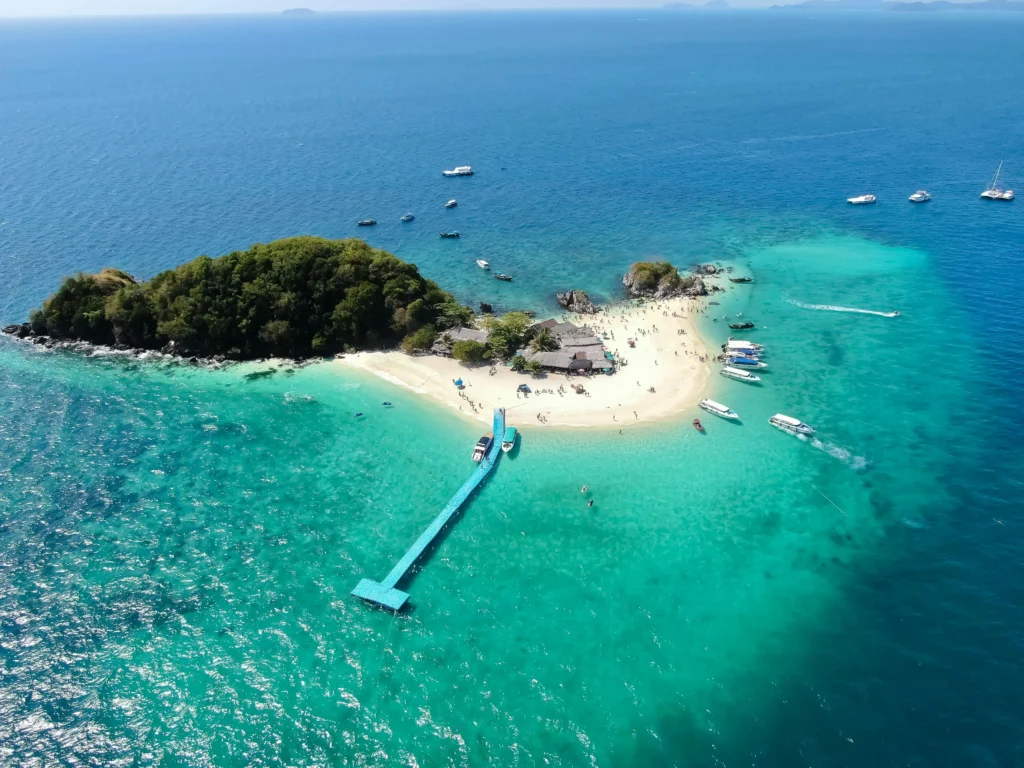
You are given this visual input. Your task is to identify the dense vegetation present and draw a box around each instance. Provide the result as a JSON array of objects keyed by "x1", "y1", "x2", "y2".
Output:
[
  {"x1": 481, "y1": 311, "x2": 533, "y2": 359},
  {"x1": 23, "y1": 237, "x2": 473, "y2": 359},
  {"x1": 627, "y1": 261, "x2": 684, "y2": 294}
]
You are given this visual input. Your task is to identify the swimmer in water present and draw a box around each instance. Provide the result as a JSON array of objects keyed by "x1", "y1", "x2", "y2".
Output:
[
  {"x1": 581, "y1": 485, "x2": 588, "y2": 493},
  {"x1": 587, "y1": 500, "x2": 594, "y2": 508}
]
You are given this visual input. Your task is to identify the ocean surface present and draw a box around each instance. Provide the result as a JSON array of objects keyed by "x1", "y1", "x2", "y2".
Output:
[{"x1": 2, "y1": 11, "x2": 1023, "y2": 766}]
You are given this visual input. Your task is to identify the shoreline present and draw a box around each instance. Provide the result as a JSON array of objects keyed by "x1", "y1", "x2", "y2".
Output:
[{"x1": 334, "y1": 297, "x2": 717, "y2": 430}]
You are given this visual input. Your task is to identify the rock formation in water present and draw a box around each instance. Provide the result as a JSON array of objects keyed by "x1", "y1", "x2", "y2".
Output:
[{"x1": 622, "y1": 261, "x2": 708, "y2": 298}]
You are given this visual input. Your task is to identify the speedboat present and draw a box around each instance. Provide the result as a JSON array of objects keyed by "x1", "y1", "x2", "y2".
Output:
[
  {"x1": 494, "y1": 273, "x2": 513, "y2": 281},
  {"x1": 501, "y1": 425, "x2": 518, "y2": 453},
  {"x1": 400, "y1": 213, "x2": 415, "y2": 222},
  {"x1": 725, "y1": 340, "x2": 764, "y2": 356},
  {"x1": 439, "y1": 231, "x2": 461, "y2": 238},
  {"x1": 769, "y1": 414, "x2": 816, "y2": 436},
  {"x1": 357, "y1": 219, "x2": 376, "y2": 226},
  {"x1": 472, "y1": 433, "x2": 493, "y2": 462},
  {"x1": 693, "y1": 419, "x2": 705, "y2": 433},
  {"x1": 981, "y1": 161, "x2": 1014, "y2": 200},
  {"x1": 698, "y1": 398, "x2": 739, "y2": 420},
  {"x1": 908, "y1": 190, "x2": 931, "y2": 203},
  {"x1": 847, "y1": 194, "x2": 876, "y2": 205},
  {"x1": 727, "y1": 356, "x2": 768, "y2": 369},
  {"x1": 720, "y1": 366, "x2": 761, "y2": 383},
  {"x1": 476, "y1": 259, "x2": 489, "y2": 270},
  {"x1": 443, "y1": 166, "x2": 474, "y2": 177},
  {"x1": 445, "y1": 199, "x2": 458, "y2": 209}
]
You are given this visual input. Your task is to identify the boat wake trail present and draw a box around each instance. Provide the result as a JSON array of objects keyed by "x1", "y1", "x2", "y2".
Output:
[
  {"x1": 802, "y1": 435, "x2": 869, "y2": 471},
  {"x1": 788, "y1": 300, "x2": 900, "y2": 318}
]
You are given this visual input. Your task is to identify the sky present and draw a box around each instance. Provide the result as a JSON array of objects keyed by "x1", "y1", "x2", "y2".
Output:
[{"x1": 0, "y1": 0, "x2": 784, "y2": 18}]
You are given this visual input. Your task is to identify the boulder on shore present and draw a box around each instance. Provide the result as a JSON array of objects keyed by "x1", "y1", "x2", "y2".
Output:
[
  {"x1": 555, "y1": 290, "x2": 598, "y2": 314},
  {"x1": 622, "y1": 262, "x2": 708, "y2": 298},
  {"x1": 479, "y1": 302, "x2": 493, "y2": 314}
]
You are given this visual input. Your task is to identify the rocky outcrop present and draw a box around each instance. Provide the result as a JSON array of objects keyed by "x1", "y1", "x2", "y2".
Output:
[
  {"x1": 622, "y1": 262, "x2": 708, "y2": 298},
  {"x1": 555, "y1": 290, "x2": 598, "y2": 314},
  {"x1": 3, "y1": 323, "x2": 32, "y2": 339},
  {"x1": 479, "y1": 302, "x2": 493, "y2": 314},
  {"x1": 696, "y1": 263, "x2": 718, "y2": 275}
]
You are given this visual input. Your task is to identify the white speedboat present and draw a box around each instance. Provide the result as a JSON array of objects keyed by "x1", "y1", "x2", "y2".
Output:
[
  {"x1": 476, "y1": 259, "x2": 489, "y2": 270},
  {"x1": 725, "y1": 339, "x2": 764, "y2": 355},
  {"x1": 443, "y1": 165, "x2": 474, "y2": 177},
  {"x1": 720, "y1": 366, "x2": 761, "y2": 383},
  {"x1": 445, "y1": 199, "x2": 458, "y2": 209},
  {"x1": 472, "y1": 433, "x2": 493, "y2": 462},
  {"x1": 769, "y1": 414, "x2": 816, "y2": 436},
  {"x1": 981, "y1": 161, "x2": 1014, "y2": 200},
  {"x1": 727, "y1": 356, "x2": 768, "y2": 369},
  {"x1": 847, "y1": 194, "x2": 877, "y2": 205},
  {"x1": 698, "y1": 399, "x2": 739, "y2": 420},
  {"x1": 909, "y1": 190, "x2": 931, "y2": 203}
]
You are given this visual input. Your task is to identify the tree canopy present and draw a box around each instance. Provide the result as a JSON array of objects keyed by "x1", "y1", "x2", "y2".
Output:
[{"x1": 25, "y1": 237, "x2": 471, "y2": 360}]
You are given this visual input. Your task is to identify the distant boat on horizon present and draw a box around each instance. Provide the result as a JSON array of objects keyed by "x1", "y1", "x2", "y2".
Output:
[
  {"x1": 446, "y1": 199, "x2": 458, "y2": 208},
  {"x1": 443, "y1": 165, "x2": 474, "y2": 177},
  {"x1": 847, "y1": 194, "x2": 877, "y2": 205}
]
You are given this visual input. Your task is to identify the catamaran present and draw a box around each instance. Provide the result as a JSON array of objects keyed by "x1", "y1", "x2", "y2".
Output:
[
  {"x1": 769, "y1": 414, "x2": 816, "y2": 436},
  {"x1": 501, "y1": 426, "x2": 518, "y2": 453},
  {"x1": 981, "y1": 161, "x2": 1014, "y2": 200},
  {"x1": 698, "y1": 399, "x2": 739, "y2": 420},
  {"x1": 720, "y1": 366, "x2": 761, "y2": 383},
  {"x1": 443, "y1": 166, "x2": 474, "y2": 177}
]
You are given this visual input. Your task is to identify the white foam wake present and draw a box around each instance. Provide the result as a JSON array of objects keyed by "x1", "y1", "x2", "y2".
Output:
[
  {"x1": 788, "y1": 299, "x2": 900, "y2": 318},
  {"x1": 801, "y1": 435, "x2": 869, "y2": 471}
]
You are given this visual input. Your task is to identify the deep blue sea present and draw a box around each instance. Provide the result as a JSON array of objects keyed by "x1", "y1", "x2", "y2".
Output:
[{"x1": 1, "y1": 11, "x2": 1023, "y2": 766}]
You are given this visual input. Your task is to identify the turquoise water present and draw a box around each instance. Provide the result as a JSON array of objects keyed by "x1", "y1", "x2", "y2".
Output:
[{"x1": 2, "y1": 12, "x2": 1024, "y2": 766}]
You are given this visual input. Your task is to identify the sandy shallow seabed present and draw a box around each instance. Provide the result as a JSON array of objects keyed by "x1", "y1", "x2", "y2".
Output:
[{"x1": 333, "y1": 297, "x2": 717, "y2": 429}]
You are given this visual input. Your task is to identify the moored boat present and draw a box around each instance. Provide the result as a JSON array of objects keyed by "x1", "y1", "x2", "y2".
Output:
[
  {"x1": 727, "y1": 356, "x2": 768, "y2": 369},
  {"x1": 720, "y1": 366, "x2": 761, "y2": 383},
  {"x1": 981, "y1": 161, "x2": 1014, "y2": 200},
  {"x1": 847, "y1": 194, "x2": 877, "y2": 205},
  {"x1": 698, "y1": 398, "x2": 738, "y2": 420},
  {"x1": 728, "y1": 322, "x2": 755, "y2": 330},
  {"x1": 476, "y1": 259, "x2": 489, "y2": 270},
  {"x1": 472, "y1": 433, "x2": 493, "y2": 462},
  {"x1": 729, "y1": 277, "x2": 753, "y2": 283},
  {"x1": 494, "y1": 273, "x2": 513, "y2": 281},
  {"x1": 769, "y1": 414, "x2": 815, "y2": 436},
  {"x1": 357, "y1": 219, "x2": 377, "y2": 226},
  {"x1": 445, "y1": 199, "x2": 458, "y2": 209},
  {"x1": 693, "y1": 419, "x2": 705, "y2": 433},
  {"x1": 443, "y1": 165, "x2": 474, "y2": 177},
  {"x1": 501, "y1": 426, "x2": 518, "y2": 453},
  {"x1": 908, "y1": 190, "x2": 931, "y2": 203},
  {"x1": 400, "y1": 213, "x2": 415, "y2": 222},
  {"x1": 440, "y1": 231, "x2": 461, "y2": 238}
]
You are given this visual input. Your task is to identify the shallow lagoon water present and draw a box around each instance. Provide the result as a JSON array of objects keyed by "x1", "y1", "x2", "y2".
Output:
[{"x1": 2, "y1": 11, "x2": 1023, "y2": 767}]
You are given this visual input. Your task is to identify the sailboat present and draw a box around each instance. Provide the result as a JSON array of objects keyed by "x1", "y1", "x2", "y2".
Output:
[{"x1": 981, "y1": 161, "x2": 1014, "y2": 201}]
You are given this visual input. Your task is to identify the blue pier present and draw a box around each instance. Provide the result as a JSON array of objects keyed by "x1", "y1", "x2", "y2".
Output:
[{"x1": 351, "y1": 408, "x2": 506, "y2": 610}]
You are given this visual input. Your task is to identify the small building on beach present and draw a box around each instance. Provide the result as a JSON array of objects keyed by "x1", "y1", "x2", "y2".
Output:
[
  {"x1": 431, "y1": 326, "x2": 490, "y2": 357},
  {"x1": 522, "y1": 321, "x2": 614, "y2": 373}
]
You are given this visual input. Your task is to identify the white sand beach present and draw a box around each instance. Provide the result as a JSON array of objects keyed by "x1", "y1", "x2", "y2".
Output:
[{"x1": 334, "y1": 297, "x2": 717, "y2": 429}]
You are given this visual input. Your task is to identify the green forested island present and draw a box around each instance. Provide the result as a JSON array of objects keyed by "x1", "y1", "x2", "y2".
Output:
[{"x1": 5, "y1": 237, "x2": 473, "y2": 360}]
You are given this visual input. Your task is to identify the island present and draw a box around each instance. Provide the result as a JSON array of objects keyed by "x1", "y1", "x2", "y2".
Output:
[
  {"x1": 5, "y1": 244, "x2": 732, "y2": 429},
  {"x1": 3, "y1": 237, "x2": 473, "y2": 361}
]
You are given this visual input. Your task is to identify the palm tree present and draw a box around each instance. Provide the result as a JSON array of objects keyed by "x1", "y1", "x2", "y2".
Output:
[{"x1": 530, "y1": 328, "x2": 558, "y2": 353}]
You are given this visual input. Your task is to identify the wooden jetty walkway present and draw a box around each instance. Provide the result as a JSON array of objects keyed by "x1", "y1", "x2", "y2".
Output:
[{"x1": 351, "y1": 407, "x2": 506, "y2": 610}]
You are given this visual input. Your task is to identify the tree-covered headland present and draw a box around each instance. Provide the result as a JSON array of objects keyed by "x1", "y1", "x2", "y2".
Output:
[{"x1": 13, "y1": 237, "x2": 473, "y2": 359}]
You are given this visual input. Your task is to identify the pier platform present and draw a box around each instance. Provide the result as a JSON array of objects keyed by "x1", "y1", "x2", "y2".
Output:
[{"x1": 351, "y1": 408, "x2": 506, "y2": 611}]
